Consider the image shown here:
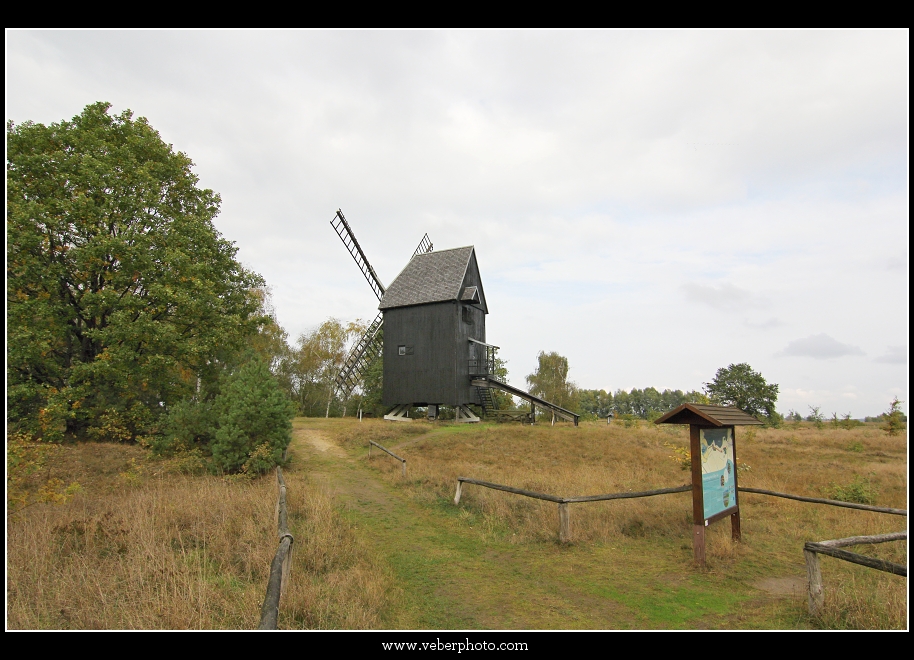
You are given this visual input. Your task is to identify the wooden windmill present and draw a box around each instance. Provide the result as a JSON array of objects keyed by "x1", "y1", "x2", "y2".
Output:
[{"x1": 331, "y1": 209, "x2": 579, "y2": 425}]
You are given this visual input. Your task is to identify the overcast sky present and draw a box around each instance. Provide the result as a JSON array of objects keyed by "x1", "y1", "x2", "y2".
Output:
[{"x1": 6, "y1": 30, "x2": 909, "y2": 417}]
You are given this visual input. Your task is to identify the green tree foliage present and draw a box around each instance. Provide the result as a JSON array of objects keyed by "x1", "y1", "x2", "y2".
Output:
[
  {"x1": 7, "y1": 102, "x2": 263, "y2": 441},
  {"x1": 703, "y1": 363, "x2": 779, "y2": 422},
  {"x1": 158, "y1": 357, "x2": 295, "y2": 473},
  {"x1": 577, "y1": 389, "x2": 614, "y2": 420},
  {"x1": 210, "y1": 359, "x2": 295, "y2": 474},
  {"x1": 526, "y1": 351, "x2": 578, "y2": 411},
  {"x1": 881, "y1": 397, "x2": 906, "y2": 436},
  {"x1": 490, "y1": 357, "x2": 515, "y2": 410},
  {"x1": 356, "y1": 346, "x2": 385, "y2": 417},
  {"x1": 807, "y1": 406, "x2": 825, "y2": 429},
  {"x1": 610, "y1": 388, "x2": 707, "y2": 420},
  {"x1": 288, "y1": 317, "x2": 368, "y2": 417}
]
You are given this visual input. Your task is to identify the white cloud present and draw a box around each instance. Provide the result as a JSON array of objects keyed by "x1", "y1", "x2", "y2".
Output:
[
  {"x1": 5, "y1": 29, "x2": 908, "y2": 418},
  {"x1": 681, "y1": 282, "x2": 764, "y2": 311},
  {"x1": 874, "y1": 345, "x2": 907, "y2": 364},
  {"x1": 776, "y1": 334, "x2": 865, "y2": 359},
  {"x1": 745, "y1": 317, "x2": 784, "y2": 330}
]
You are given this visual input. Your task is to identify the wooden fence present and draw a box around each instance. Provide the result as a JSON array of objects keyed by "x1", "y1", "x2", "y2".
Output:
[
  {"x1": 738, "y1": 487, "x2": 907, "y2": 516},
  {"x1": 453, "y1": 479, "x2": 908, "y2": 543},
  {"x1": 258, "y1": 466, "x2": 294, "y2": 630},
  {"x1": 369, "y1": 440, "x2": 407, "y2": 477},
  {"x1": 804, "y1": 531, "x2": 907, "y2": 616},
  {"x1": 454, "y1": 477, "x2": 691, "y2": 542}
]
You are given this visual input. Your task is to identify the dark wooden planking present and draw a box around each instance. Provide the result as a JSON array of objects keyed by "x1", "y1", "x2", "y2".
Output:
[
  {"x1": 383, "y1": 302, "x2": 457, "y2": 406},
  {"x1": 382, "y1": 300, "x2": 486, "y2": 407}
]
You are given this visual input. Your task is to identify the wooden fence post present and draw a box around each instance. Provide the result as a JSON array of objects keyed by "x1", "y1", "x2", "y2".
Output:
[
  {"x1": 454, "y1": 480, "x2": 463, "y2": 505},
  {"x1": 693, "y1": 524, "x2": 706, "y2": 565},
  {"x1": 558, "y1": 503, "x2": 570, "y2": 543},
  {"x1": 805, "y1": 548, "x2": 824, "y2": 616},
  {"x1": 259, "y1": 467, "x2": 294, "y2": 630}
]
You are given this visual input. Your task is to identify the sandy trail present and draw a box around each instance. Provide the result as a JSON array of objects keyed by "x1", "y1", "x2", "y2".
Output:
[{"x1": 296, "y1": 428, "x2": 347, "y2": 458}]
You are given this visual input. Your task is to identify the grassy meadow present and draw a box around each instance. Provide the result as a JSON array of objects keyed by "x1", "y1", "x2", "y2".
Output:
[{"x1": 6, "y1": 417, "x2": 907, "y2": 630}]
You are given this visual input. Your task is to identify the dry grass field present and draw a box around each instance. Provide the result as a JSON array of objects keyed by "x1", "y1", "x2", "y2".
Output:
[
  {"x1": 6, "y1": 417, "x2": 907, "y2": 630},
  {"x1": 6, "y1": 440, "x2": 393, "y2": 630},
  {"x1": 323, "y1": 417, "x2": 908, "y2": 629}
]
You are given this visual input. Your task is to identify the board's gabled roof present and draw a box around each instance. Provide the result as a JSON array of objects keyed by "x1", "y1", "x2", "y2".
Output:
[
  {"x1": 379, "y1": 246, "x2": 476, "y2": 310},
  {"x1": 654, "y1": 403, "x2": 764, "y2": 426}
]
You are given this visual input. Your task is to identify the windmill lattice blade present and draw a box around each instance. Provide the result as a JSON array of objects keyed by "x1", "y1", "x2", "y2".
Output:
[
  {"x1": 334, "y1": 312, "x2": 384, "y2": 398},
  {"x1": 331, "y1": 209, "x2": 386, "y2": 301},
  {"x1": 412, "y1": 233, "x2": 433, "y2": 258}
]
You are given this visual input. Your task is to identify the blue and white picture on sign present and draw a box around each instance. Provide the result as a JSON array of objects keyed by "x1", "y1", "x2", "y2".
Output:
[{"x1": 700, "y1": 428, "x2": 736, "y2": 521}]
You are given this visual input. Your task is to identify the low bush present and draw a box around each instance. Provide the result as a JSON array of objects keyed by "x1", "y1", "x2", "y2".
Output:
[{"x1": 828, "y1": 475, "x2": 878, "y2": 505}]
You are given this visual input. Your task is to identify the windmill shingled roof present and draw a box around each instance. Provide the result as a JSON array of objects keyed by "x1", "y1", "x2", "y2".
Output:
[{"x1": 379, "y1": 246, "x2": 475, "y2": 310}]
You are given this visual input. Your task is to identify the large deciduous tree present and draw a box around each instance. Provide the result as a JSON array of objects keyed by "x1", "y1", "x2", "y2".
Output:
[
  {"x1": 7, "y1": 102, "x2": 264, "y2": 441},
  {"x1": 703, "y1": 363, "x2": 779, "y2": 421}
]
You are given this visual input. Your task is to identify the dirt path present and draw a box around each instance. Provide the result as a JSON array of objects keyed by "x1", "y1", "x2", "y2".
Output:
[
  {"x1": 287, "y1": 421, "x2": 797, "y2": 630},
  {"x1": 297, "y1": 428, "x2": 347, "y2": 458}
]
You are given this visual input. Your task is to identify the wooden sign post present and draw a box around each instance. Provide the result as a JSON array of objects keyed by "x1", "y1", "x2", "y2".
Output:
[{"x1": 655, "y1": 404, "x2": 763, "y2": 566}]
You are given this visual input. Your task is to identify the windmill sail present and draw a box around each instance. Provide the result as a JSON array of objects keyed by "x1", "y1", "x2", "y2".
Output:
[
  {"x1": 331, "y1": 209, "x2": 386, "y2": 301},
  {"x1": 412, "y1": 233, "x2": 433, "y2": 258},
  {"x1": 334, "y1": 312, "x2": 384, "y2": 398}
]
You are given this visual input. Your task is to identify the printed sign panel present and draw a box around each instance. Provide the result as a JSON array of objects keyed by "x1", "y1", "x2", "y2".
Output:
[{"x1": 700, "y1": 427, "x2": 736, "y2": 521}]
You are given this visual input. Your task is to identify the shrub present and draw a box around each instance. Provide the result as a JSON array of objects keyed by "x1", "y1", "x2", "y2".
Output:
[
  {"x1": 209, "y1": 359, "x2": 295, "y2": 473},
  {"x1": 881, "y1": 397, "x2": 906, "y2": 437},
  {"x1": 828, "y1": 475, "x2": 878, "y2": 505},
  {"x1": 157, "y1": 398, "x2": 217, "y2": 455},
  {"x1": 807, "y1": 406, "x2": 825, "y2": 429},
  {"x1": 664, "y1": 442, "x2": 691, "y2": 471},
  {"x1": 156, "y1": 358, "x2": 295, "y2": 473}
]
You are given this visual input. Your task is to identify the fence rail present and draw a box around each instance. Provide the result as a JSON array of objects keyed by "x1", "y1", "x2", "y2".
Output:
[
  {"x1": 804, "y1": 531, "x2": 907, "y2": 616},
  {"x1": 454, "y1": 477, "x2": 692, "y2": 542},
  {"x1": 453, "y1": 479, "x2": 907, "y2": 544},
  {"x1": 258, "y1": 467, "x2": 294, "y2": 630},
  {"x1": 738, "y1": 487, "x2": 907, "y2": 516},
  {"x1": 369, "y1": 440, "x2": 407, "y2": 477}
]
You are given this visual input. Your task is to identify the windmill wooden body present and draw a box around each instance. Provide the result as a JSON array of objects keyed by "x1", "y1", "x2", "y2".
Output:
[{"x1": 331, "y1": 210, "x2": 578, "y2": 425}]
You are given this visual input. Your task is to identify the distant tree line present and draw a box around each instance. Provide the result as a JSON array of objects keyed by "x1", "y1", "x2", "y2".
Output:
[{"x1": 577, "y1": 387, "x2": 709, "y2": 421}]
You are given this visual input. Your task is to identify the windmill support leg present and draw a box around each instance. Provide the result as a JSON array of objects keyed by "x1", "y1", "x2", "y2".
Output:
[
  {"x1": 384, "y1": 404, "x2": 413, "y2": 422},
  {"x1": 455, "y1": 404, "x2": 481, "y2": 423}
]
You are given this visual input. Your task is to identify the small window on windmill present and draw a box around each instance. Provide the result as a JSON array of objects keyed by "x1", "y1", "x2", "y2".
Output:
[
  {"x1": 398, "y1": 345, "x2": 406, "y2": 356},
  {"x1": 462, "y1": 306, "x2": 474, "y2": 325}
]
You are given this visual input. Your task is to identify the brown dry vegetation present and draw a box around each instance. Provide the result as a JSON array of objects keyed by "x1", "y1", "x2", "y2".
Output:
[
  {"x1": 6, "y1": 441, "x2": 393, "y2": 630},
  {"x1": 324, "y1": 418, "x2": 908, "y2": 629},
  {"x1": 7, "y1": 419, "x2": 906, "y2": 630}
]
